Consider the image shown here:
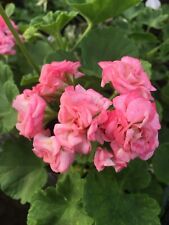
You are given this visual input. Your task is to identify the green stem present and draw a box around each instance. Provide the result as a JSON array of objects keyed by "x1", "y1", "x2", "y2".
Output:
[
  {"x1": 72, "y1": 19, "x2": 93, "y2": 50},
  {"x1": 146, "y1": 46, "x2": 160, "y2": 57},
  {"x1": 44, "y1": 106, "x2": 56, "y2": 125},
  {"x1": 0, "y1": 4, "x2": 40, "y2": 74},
  {"x1": 109, "y1": 91, "x2": 118, "y2": 100},
  {"x1": 56, "y1": 32, "x2": 65, "y2": 49}
]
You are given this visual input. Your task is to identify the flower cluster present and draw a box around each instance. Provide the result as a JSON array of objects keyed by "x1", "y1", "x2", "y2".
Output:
[
  {"x1": 0, "y1": 16, "x2": 18, "y2": 55},
  {"x1": 13, "y1": 57, "x2": 161, "y2": 173}
]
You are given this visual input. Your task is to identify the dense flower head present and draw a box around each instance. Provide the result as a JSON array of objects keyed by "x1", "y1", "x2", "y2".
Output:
[
  {"x1": 13, "y1": 57, "x2": 161, "y2": 174},
  {"x1": 54, "y1": 85, "x2": 112, "y2": 154},
  {"x1": 99, "y1": 56, "x2": 155, "y2": 98},
  {"x1": 0, "y1": 16, "x2": 18, "y2": 55},
  {"x1": 102, "y1": 91, "x2": 160, "y2": 171},
  {"x1": 58, "y1": 85, "x2": 111, "y2": 127}
]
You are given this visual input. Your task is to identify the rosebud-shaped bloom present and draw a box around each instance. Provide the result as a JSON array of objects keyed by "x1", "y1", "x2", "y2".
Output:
[
  {"x1": 12, "y1": 89, "x2": 46, "y2": 138},
  {"x1": 37, "y1": 61, "x2": 84, "y2": 99},
  {"x1": 104, "y1": 91, "x2": 160, "y2": 171},
  {"x1": 99, "y1": 56, "x2": 155, "y2": 98},
  {"x1": 33, "y1": 132, "x2": 75, "y2": 173},
  {"x1": 94, "y1": 147, "x2": 115, "y2": 171},
  {"x1": 0, "y1": 16, "x2": 18, "y2": 55},
  {"x1": 54, "y1": 85, "x2": 111, "y2": 154}
]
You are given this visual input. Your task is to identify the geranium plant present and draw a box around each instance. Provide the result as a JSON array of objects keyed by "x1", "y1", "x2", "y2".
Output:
[{"x1": 0, "y1": 0, "x2": 169, "y2": 225}]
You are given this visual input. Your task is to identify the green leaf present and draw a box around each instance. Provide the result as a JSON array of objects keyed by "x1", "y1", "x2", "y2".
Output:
[
  {"x1": 159, "y1": 128, "x2": 169, "y2": 144},
  {"x1": 0, "y1": 62, "x2": 18, "y2": 133},
  {"x1": 23, "y1": 26, "x2": 40, "y2": 41},
  {"x1": 31, "y1": 11, "x2": 77, "y2": 35},
  {"x1": 143, "y1": 178, "x2": 163, "y2": 205},
  {"x1": 67, "y1": 0, "x2": 140, "y2": 24},
  {"x1": 28, "y1": 40, "x2": 53, "y2": 66},
  {"x1": 5, "y1": 3, "x2": 15, "y2": 17},
  {"x1": 141, "y1": 59, "x2": 152, "y2": 78},
  {"x1": 141, "y1": 10, "x2": 169, "y2": 29},
  {"x1": 158, "y1": 38, "x2": 169, "y2": 63},
  {"x1": 156, "y1": 101, "x2": 163, "y2": 121},
  {"x1": 118, "y1": 159, "x2": 151, "y2": 192},
  {"x1": 129, "y1": 32, "x2": 158, "y2": 43},
  {"x1": 0, "y1": 61, "x2": 13, "y2": 83},
  {"x1": 28, "y1": 172, "x2": 93, "y2": 225},
  {"x1": 0, "y1": 138, "x2": 47, "y2": 204},
  {"x1": 20, "y1": 72, "x2": 39, "y2": 86},
  {"x1": 123, "y1": 3, "x2": 145, "y2": 20},
  {"x1": 45, "y1": 50, "x2": 76, "y2": 63},
  {"x1": 161, "y1": 83, "x2": 169, "y2": 106},
  {"x1": 80, "y1": 27, "x2": 138, "y2": 72},
  {"x1": 84, "y1": 169, "x2": 160, "y2": 225},
  {"x1": 153, "y1": 143, "x2": 169, "y2": 185}
]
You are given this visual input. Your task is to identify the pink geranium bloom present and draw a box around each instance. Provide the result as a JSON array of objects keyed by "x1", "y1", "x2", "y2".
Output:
[
  {"x1": 99, "y1": 56, "x2": 155, "y2": 98},
  {"x1": 58, "y1": 85, "x2": 111, "y2": 127},
  {"x1": 103, "y1": 91, "x2": 160, "y2": 171},
  {"x1": 36, "y1": 61, "x2": 84, "y2": 99},
  {"x1": 87, "y1": 111, "x2": 110, "y2": 144},
  {"x1": 33, "y1": 132, "x2": 75, "y2": 173},
  {"x1": 32, "y1": 83, "x2": 57, "y2": 101},
  {"x1": 54, "y1": 85, "x2": 111, "y2": 154},
  {"x1": 54, "y1": 123, "x2": 91, "y2": 154},
  {"x1": 33, "y1": 131, "x2": 60, "y2": 163},
  {"x1": 50, "y1": 150, "x2": 75, "y2": 173},
  {"x1": 0, "y1": 16, "x2": 18, "y2": 55},
  {"x1": 12, "y1": 89, "x2": 46, "y2": 138},
  {"x1": 94, "y1": 147, "x2": 115, "y2": 171}
]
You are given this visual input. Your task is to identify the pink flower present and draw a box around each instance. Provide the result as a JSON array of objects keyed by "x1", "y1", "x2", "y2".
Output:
[
  {"x1": 87, "y1": 111, "x2": 109, "y2": 144},
  {"x1": 33, "y1": 131, "x2": 60, "y2": 163},
  {"x1": 12, "y1": 89, "x2": 46, "y2": 138},
  {"x1": 104, "y1": 91, "x2": 160, "y2": 171},
  {"x1": 58, "y1": 85, "x2": 111, "y2": 127},
  {"x1": 0, "y1": 16, "x2": 18, "y2": 55},
  {"x1": 94, "y1": 147, "x2": 115, "y2": 171},
  {"x1": 54, "y1": 85, "x2": 111, "y2": 154},
  {"x1": 50, "y1": 150, "x2": 75, "y2": 173},
  {"x1": 37, "y1": 61, "x2": 84, "y2": 99},
  {"x1": 33, "y1": 132, "x2": 75, "y2": 173},
  {"x1": 54, "y1": 123, "x2": 91, "y2": 154},
  {"x1": 99, "y1": 56, "x2": 155, "y2": 97},
  {"x1": 32, "y1": 83, "x2": 58, "y2": 101}
]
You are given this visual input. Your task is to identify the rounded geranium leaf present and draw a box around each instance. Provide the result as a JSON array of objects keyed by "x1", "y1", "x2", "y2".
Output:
[
  {"x1": 118, "y1": 159, "x2": 151, "y2": 192},
  {"x1": 0, "y1": 62, "x2": 19, "y2": 134},
  {"x1": 67, "y1": 0, "x2": 139, "y2": 24},
  {"x1": 27, "y1": 172, "x2": 93, "y2": 225},
  {"x1": 84, "y1": 169, "x2": 161, "y2": 225},
  {"x1": 81, "y1": 27, "x2": 138, "y2": 72},
  {"x1": 0, "y1": 138, "x2": 47, "y2": 204}
]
